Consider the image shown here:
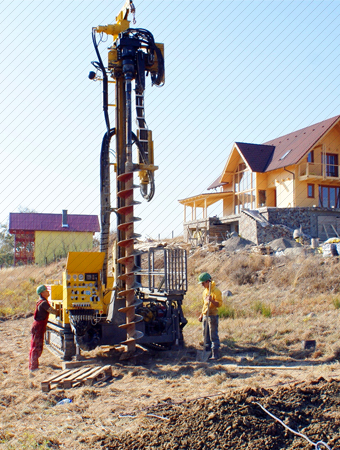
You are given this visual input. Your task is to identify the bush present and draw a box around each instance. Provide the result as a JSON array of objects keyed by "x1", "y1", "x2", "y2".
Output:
[
  {"x1": 232, "y1": 267, "x2": 254, "y2": 285},
  {"x1": 227, "y1": 254, "x2": 272, "y2": 286},
  {"x1": 253, "y1": 301, "x2": 272, "y2": 318},
  {"x1": 333, "y1": 297, "x2": 340, "y2": 309},
  {"x1": 218, "y1": 305, "x2": 235, "y2": 319}
]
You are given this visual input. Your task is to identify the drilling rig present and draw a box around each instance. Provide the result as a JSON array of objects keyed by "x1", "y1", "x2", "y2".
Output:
[{"x1": 45, "y1": 0, "x2": 187, "y2": 360}]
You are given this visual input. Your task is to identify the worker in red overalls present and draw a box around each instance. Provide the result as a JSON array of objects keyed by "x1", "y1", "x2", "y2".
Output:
[{"x1": 29, "y1": 285, "x2": 57, "y2": 376}]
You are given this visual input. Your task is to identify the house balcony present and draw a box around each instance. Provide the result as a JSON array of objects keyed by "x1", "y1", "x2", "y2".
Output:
[{"x1": 298, "y1": 163, "x2": 340, "y2": 182}]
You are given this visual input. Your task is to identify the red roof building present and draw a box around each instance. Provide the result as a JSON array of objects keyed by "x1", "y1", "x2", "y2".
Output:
[{"x1": 9, "y1": 211, "x2": 99, "y2": 265}]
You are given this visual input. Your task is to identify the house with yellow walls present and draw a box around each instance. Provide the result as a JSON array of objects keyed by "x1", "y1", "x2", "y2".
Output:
[
  {"x1": 179, "y1": 115, "x2": 340, "y2": 244},
  {"x1": 9, "y1": 210, "x2": 100, "y2": 265}
]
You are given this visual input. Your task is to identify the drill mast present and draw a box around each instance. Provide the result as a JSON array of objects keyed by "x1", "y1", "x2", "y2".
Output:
[{"x1": 90, "y1": 0, "x2": 164, "y2": 352}]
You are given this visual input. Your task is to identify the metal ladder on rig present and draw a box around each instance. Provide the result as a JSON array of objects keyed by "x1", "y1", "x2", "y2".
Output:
[{"x1": 136, "y1": 92, "x2": 149, "y2": 161}]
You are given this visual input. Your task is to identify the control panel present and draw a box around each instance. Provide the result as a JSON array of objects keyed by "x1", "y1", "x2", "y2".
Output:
[{"x1": 66, "y1": 272, "x2": 102, "y2": 309}]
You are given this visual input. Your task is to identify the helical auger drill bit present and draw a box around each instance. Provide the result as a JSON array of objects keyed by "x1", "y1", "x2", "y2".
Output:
[{"x1": 116, "y1": 171, "x2": 143, "y2": 352}]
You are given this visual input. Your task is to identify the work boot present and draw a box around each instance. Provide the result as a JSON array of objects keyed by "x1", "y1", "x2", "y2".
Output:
[{"x1": 209, "y1": 349, "x2": 219, "y2": 360}]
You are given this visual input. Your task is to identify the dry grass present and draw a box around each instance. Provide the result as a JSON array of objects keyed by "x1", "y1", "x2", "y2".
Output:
[
  {"x1": 1, "y1": 311, "x2": 340, "y2": 449},
  {"x1": 184, "y1": 248, "x2": 340, "y2": 359},
  {"x1": 0, "y1": 261, "x2": 65, "y2": 317},
  {"x1": 1, "y1": 245, "x2": 340, "y2": 359},
  {"x1": 1, "y1": 243, "x2": 340, "y2": 449}
]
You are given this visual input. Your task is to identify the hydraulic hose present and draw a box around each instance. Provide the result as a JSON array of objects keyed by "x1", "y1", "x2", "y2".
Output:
[
  {"x1": 92, "y1": 28, "x2": 110, "y2": 132},
  {"x1": 132, "y1": 132, "x2": 155, "y2": 201},
  {"x1": 100, "y1": 128, "x2": 116, "y2": 285},
  {"x1": 92, "y1": 28, "x2": 113, "y2": 285}
]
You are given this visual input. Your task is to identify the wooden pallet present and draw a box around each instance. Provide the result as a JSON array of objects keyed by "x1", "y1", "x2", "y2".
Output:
[{"x1": 41, "y1": 365, "x2": 112, "y2": 392}]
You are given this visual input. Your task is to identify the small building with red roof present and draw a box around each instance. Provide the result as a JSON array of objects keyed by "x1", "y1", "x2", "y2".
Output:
[
  {"x1": 179, "y1": 115, "x2": 340, "y2": 244},
  {"x1": 9, "y1": 210, "x2": 100, "y2": 265}
]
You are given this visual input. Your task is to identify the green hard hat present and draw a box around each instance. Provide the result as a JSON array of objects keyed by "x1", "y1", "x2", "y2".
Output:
[
  {"x1": 198, "y1": 272, "x2": 211, "y2": 284},
  {"x1": 36, "y1": 285, "x2": 48, "y2": 295}
]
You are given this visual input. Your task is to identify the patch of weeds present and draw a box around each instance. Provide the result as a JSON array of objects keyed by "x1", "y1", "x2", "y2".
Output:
[
  {"x1": 0, "y1": 307, "x2": 14, "y2": 317},
  {"x1": 4, "y1": 432, "x2": 54, "y2": 449},
  {"x1": 0, "y1": 430, "x2": 15, "y2": 443},
  {"x1": 232, "y1": 267, "x2": 254, "y2": 285},
  {"x1": 182, "y1": 292, "x2": 202, "y2": 316},
  {"x1": 222, "y1": 337, "x2": 236, "y2": 348},
  {"x1": 258, "y1": 347, "x2": 269, "y2": 356},
  {"x1": 277, "y1": 328, "x2": 293, "y2": 336},
  {"x1": 312, "y1": 350, "x2": 324, "y2": 358},
  {"x1": 214, "y1": 372, "x2": 230, "y2": 385},
  {"x1": 333, "y1": 297, "x2": 340, "y2": 309},
  {"x1": 44, "y1": 398, "x2": 57, "y2": 408},
  {"x1": 193, "y1": 368, "x2": 205, "y2": 378},
  {"x1": 47, "y1": 392, "x2": 68, "y2": 405},
  {"x1": 205, "y1": 366, "x2": 219, "y2": 377},
  {"x1": 82, "y1": 388, "x2": 100, "y2": 399},
  {"x1": 218, "y1": 305, "x2": 235, "y2": 319},
  {"x1": 19, "y1": 407, "x2": 32, "y2": 416},
  {"x1": 253, "y1": 301, "x2": 272, "y2": 318},
  {"x1": 185, "y1": 316, "x2": 202, "y2": 326},
  {"x1": 285, "y1": 338, "x2": 298, "y2": 346}
]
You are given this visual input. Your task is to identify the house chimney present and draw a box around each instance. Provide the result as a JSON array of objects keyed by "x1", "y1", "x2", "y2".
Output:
[{"x1": 62, "y1": 210, "x2": 69, "y2": 227}]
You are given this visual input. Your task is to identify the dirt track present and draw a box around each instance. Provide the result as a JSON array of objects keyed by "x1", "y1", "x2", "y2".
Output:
[{"x1": 0, "y1": 316, "x2": 340, "y2": 449}]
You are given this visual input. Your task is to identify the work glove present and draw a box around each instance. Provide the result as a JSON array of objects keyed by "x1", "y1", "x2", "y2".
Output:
[{"x1": 198, "y1": 314, "x2": 203, "y2": 323}]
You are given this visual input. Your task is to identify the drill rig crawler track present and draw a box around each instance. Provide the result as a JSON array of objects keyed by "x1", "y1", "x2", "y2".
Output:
[{"x1": 45, "y1": 1, "x2": 187, "y2": 360}]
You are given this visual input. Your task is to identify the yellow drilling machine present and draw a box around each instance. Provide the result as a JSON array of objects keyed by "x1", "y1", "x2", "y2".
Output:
[{"x1": 45, "y1": 0, "x2": 187, "y2": 360}]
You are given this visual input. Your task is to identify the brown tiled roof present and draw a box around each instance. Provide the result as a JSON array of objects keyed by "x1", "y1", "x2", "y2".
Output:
[
  {"x1": 9, "y1": 213, "x2": 100, "y2": 233},
  {"x1": 235, "y1": 142, "x2": 275, "y2": 172},
  {"x1": 263, "y1": 115, "x2": 340, "y2": 171},
  {"x1": 207, "y1": 174, "x2": 228, "y2": 190},
  {"x1": 206, "y1": 115, "x2": 340, "y2": 189}
]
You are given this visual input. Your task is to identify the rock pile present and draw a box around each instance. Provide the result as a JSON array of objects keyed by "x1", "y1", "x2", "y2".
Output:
[{"x1": 222, "y1": 236, "x2": 253, "y2": 252}]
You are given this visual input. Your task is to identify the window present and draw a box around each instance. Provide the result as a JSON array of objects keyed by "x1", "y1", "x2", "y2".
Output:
[
  {"x1": 279, "y1": 149, "x2": 292, "y2": 160},
  {"x1": 307, "y1": 151, "x2": 314, "y2": 163},
  {"x1": 322, "y1": 153, "x2": 339, "y2": 177},
  {"x1": 234, "y1": 196, "x2": 239, "y2": 215},
  {"x1": 307, "y1": 184, "x2": 314, "y2": 198},
  {"x1": 258, "y1": 190, "x2": 266, "y2": 207},
  {"x1": 319, "y1": 185, "x2": 340, "y2": 208},
  {"x1": 326, "y1": 154, "x2": 338, "y2": 177},
  {"x1": 233, "y1": 164, "x2": 255, "y2": 213}
]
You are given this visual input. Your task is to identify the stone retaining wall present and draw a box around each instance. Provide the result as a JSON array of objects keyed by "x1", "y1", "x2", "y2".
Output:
[
  {"x1": 184, "y1": 207, "x2": 340, "y2": 244},
  {"x1": 239, "y1": 212, "x2": 293, "y2": 244}
]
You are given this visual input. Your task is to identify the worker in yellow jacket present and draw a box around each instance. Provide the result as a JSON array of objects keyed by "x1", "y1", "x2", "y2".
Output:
[{"x1": 198, "y1": 272, "x2": 222, "y2": 360}]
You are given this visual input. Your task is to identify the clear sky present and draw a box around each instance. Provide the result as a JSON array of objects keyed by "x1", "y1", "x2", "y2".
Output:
[{"x1": 2, "y1": 0, "x2": 340, "y2": 240}]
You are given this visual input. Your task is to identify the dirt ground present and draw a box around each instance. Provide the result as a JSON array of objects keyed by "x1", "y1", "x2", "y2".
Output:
[{"x1": 0, "y1": 316, "x2": 339, "y2": 449}]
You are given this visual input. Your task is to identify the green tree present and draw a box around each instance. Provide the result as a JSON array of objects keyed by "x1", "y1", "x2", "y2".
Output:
[{"x1": 0, "y1": 224, "x2": 14, "y2": 266}]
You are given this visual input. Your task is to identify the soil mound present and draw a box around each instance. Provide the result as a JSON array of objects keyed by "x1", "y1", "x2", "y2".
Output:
[
  {"x1": 100, "y1": 378, "x2": 339, "y2": 449},
  {"x1": 222, "y1": 236, "x2": 253, "y2": 252},
  {"x1": 268, "y1": 237, "x2": 301, "y2": 251}
]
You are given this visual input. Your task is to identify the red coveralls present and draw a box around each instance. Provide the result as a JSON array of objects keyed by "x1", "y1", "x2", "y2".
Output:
[{"x1": 28, "y1": 299, "x2": 50, "y2": 371}]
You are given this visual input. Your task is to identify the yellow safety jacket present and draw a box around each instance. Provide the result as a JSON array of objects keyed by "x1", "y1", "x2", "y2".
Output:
[{"x1": 202, "y1": 281, "x2": 222, "y2": 316}]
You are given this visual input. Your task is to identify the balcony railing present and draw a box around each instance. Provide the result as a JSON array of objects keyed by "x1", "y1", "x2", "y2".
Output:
[{"x1": 299, "y1": 163, "x2": 339, "y2": 179}]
